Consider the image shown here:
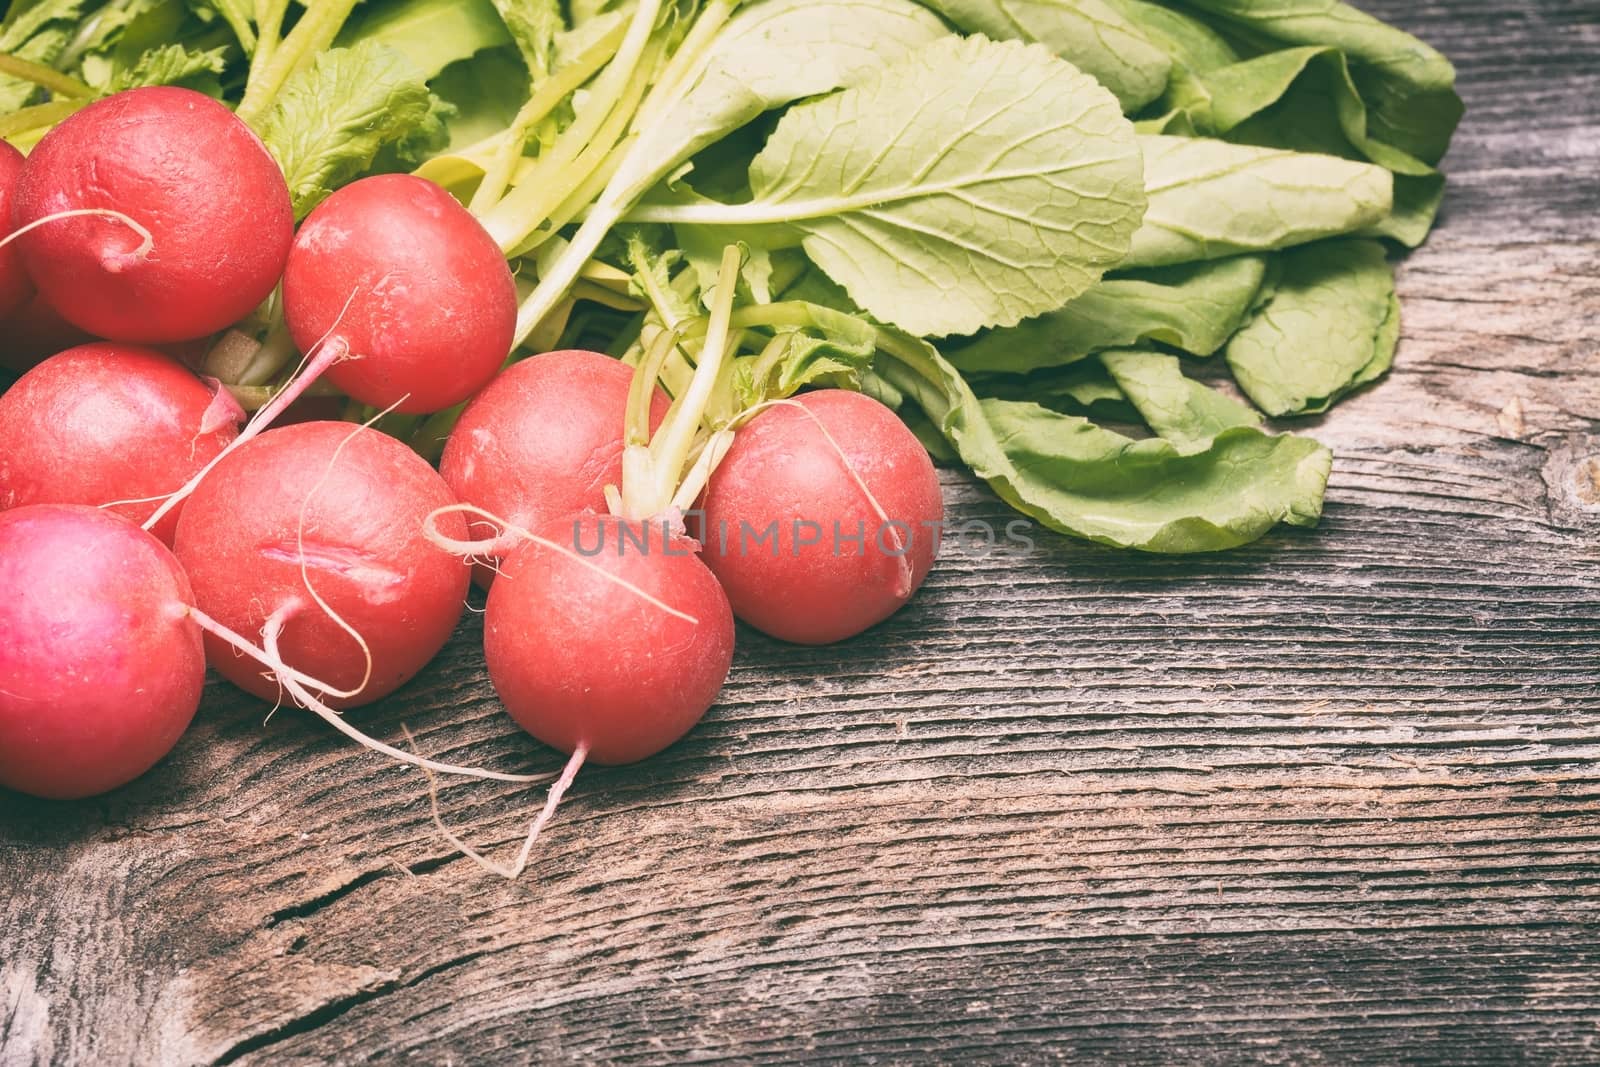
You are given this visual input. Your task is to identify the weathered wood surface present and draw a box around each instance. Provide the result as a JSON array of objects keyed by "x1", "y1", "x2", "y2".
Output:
[{"x1": 4, "y1": 2, "x2": 1599, "y2": 1063}]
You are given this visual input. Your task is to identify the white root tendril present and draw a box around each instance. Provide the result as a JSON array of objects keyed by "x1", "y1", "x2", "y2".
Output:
[
  {"x1": 422, "y1": 503, "x2": 700, "y2": 625},
  {"x1": 0, "y1": 208, "x2": 154, "y2": 256},
  {"x1": 409, "y1": 727, "x2": 588, "y2": 880},
  {"x1": 185, "y1": 605, "x2": 548, "y2": 782},
  {"x1": 139, "y1": 285, "x2": 369, "y2": 534},
  {"x1": 257, "y1": 614, "x2": 550, "y2": 783}
]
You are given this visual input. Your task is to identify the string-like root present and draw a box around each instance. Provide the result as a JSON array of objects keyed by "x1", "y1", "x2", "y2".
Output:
[
  {"x1": 410, "y1": 727, "x2": 589, "y2": 880},
  {"x1": 422, "y1": 503, "x2": 699, "y2": 625},
  {"x1": 255, "y1": 612, "x2": 551, "y2": 783},
  {"x1": 186, "y1": 605, "x2": 547, "y2": 782},
  {"x1": 0, "y1": 208, "x2": 154, "y2": 257},
  {"x1": 140, "y1": 286, "x2": 368, "y2": 534}
]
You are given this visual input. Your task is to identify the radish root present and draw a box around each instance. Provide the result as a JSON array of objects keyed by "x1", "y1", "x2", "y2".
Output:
[
  {"x1": 140, "y1": 285, "x2": 368, "y2": 534},
  {"x1": 422, "y1": 503, "x2": 700, "y2": 625},
  {"x1": 0, "y1": 208, "x2": 154, "y2": 257},
  {"x1": 410, "y1": 728, "x2": 589, "y2": 880}
]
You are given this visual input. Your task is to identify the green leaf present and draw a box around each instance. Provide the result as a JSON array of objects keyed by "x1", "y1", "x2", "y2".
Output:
[
  {"x1": 876, "y1": 331, "x2": 1331, "y2": 552},
  {"x1": 258, "y1": 40, "x2": 450, "y2": 218},
  {"x1": 915, "y1": 0, "x2": 1171, "y2": 112},
  {"x1": 1177, "y1": 0, "x2": 1464, "y2": 167},
  {"x1": 1223, "y1": 238, "x2": 1398, "y2": 416},
  {"x1": 1105, "y1": 0, "x2": 1238, "y2": 74},
  {"x1": 629, "y1": 0, "x2": 949, "y2": 199},
  {"x1": 336, "y1": 0, "x2": 512, "y2": 80},
  {"x1": 1099, "y1": 348, "x2": 1260, "y2": 452},
  {"x1": 731, "y1": 35, "x2": 1146, "y2": 337},
  {"x1": 969, "y1": 362, "x2": 1136, "y2": 421},
  {"x1": 104, "y1": 41, "x2": 228, "y2": 91},
  {"x1": 945, "y1": 254, "x2": 1267, "y2": 373},
  {"x1": 0, "y1": 0, "x2": 86, "y2": 109},
  {"x1": 427, "y1": 46, "x2": 529, "y2": 153},
  {"x1": 491, "y1": 0, "x2": 562, "y2": 79},
  {"x1": 1127, "y1": 135, "x2": 1391, "y2": 268},
  {"x1": 190, "y1": 0, "x2": 256, "y2": 52}
]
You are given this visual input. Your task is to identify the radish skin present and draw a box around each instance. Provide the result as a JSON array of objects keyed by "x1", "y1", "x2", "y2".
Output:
[
  {"x1": 0, "y1": 343, "x2": 242, "y2": 544},
  {"x1": 173, "y1": 421, "x2": 470, "y2": 708},
  {"x1": 282, "y1": 174, "x2": 516, "y2": 415},
  {"x1": 699, "y1": 390, "x2": 943, "y2": 645},
  {"x1": 11, "y1": 87, "x2": 293, "y2": 343},
  {"x1": 484, "y1": 513, "x2": 735, "y2": 765},
  {"x1": 0, "y1": 505, "x2": 204, "y2": 799},
  {"x1": 0, "y1": 141, "x2": 31, "y2": 321},
  {"x1": 440, "y1": 350, "x2": 671, "y2": 585}
]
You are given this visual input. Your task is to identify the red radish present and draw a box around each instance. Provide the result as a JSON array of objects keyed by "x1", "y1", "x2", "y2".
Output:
[
  {"x1": 0, "y1": 292, "x2": 94, "y2": 374},
  {"x1": 10, "y1": 86, "x2": 293, "y2": 344},
  {"x1": 0, "y1": 343, "x2": 242, "y2": 544},
  {"x1": 699, "y1": 389, "x2": 943, "y2": 645},
  {"x1": 0, "y1": 504, "x2": 204, "y2": 799},
  {"x1": 172, "y1": 420, "x2": 471, "y2": 709},
  {"x1": 281, "y1": 174, "x2": 516, "y2": 415},
  {"x1": 487, "y1": 514, "x2": 735, "y2": 765},
  {"x1": 0, "y1": 141, "x2": 31, "y2": 322},
  {"x1": 440, "y1": 350, "x2": 671, "y2": 585}
]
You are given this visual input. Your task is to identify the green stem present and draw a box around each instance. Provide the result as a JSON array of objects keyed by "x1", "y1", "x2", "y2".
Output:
[
  {"x1": 479, "y1": 0, "x2": 664, "y2": 251},
  {"x1": 464, "y1": 19, "x2": 630, "y2": 214},
  {"x1": 629, "y1": 0, "x2": 737, "y2": 132},
  {"x1": 0, "y1": 99, "x2": 83, "y2": 139},
  {"x1": 236, "y1": 0, "x2": 361, "y2": 127},
  {"x1": 0, "y1": 53, "x2": 92, "y2": 98},
  {"x1": 641, "y1": 245, "x2": 741, "y2": 516}
]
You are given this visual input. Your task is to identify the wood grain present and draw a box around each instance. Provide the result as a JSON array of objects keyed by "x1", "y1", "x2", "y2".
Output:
[{"x1": 3, "y1": 1, "x2": 1599, "y2": 1063}]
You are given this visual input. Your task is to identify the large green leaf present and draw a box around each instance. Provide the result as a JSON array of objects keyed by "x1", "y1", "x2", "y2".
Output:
[
  {"x1": 336, "y1": 0, "x2": 511, "y2": 80},
  {"x1": 719, "y1": 35, "x2": 1146, "y2": 336},
  {"x1": 1224, "y1": 238, "x2": 1399, "y2": 416},
  {"x1": 916, "y1": 0, "x2": 1171, "y2": 112},
  {"x1": 876, "y1": 331, "x2": 1331, "y2": 552},
  {"x1": 1126, "y1": 135, "x2": 1391, "y2": 267},
  {"x1": 258, "y1": 40, "x2": 450, "y2": 218},
  {"x1": 1099, "y1": 348, "x2": 1260, "y2": 451}
]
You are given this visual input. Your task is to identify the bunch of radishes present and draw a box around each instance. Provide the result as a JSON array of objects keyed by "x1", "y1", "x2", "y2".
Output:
[{"x1": 0, "y1": 87, "x2": 942, "y2": 866}]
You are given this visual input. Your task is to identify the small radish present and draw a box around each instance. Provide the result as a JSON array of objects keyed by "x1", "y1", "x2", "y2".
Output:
[
  {"x1": 698, "y1": 389, "x2": 943, "y2": 645},
  {"x1": 440, "y1": 349, "x2": 671, "y2": 585},
  {"x1": 172, "y1": 420, "x2": 471, "y2": 710},
  {"x1": 281, "y1": 174, "x2": 516, "y2": 415},
  {"x1": 0, "y1": 343, "x2": 243, "y2": 544},
  {"x1": 0, "y1": 293, "x2": 94, "y2": 374},
  {"x1": 0, "y1": 504, "x2": 204, "y2": 799},
  {"x1": 419, "y1": 249, "x2": 751, "y2": 878},
  {"x1": 9, "y1": 86, "x2": 293, "y2": 344},
  {"x1": 0, "y1": 141, "x2": 31, "y2": 322}
]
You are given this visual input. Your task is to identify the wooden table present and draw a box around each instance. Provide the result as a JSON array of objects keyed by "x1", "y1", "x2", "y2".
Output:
[{"x1": 4, "y1": 2, "x2": 1598, "y2": 1062}]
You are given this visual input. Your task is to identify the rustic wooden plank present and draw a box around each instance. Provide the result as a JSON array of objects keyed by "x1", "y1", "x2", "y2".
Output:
[{"x1": 3, "y1": 0, "x2": 1599, "y2": 1063}]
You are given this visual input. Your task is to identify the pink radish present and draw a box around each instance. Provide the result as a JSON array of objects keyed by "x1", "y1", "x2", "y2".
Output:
[
  {"x1": 9, "y1": 86, "x2": 293, "y2": 344},
  {"x1": 0, "y1": 504, "x2": 204, "y2": 799},
  {"x1": 0, "y1": 141, "x2": 31, "y2": 322},
  {"x1": 281, "y1": 174, "x2": 516, "y2": 415},
  {"x1": 172, "y1": 421, "x2": 471, "y2": 709},
  {"x1": 0, "y1": 343, "x2": 242, "y2": 544},
  {"x1": 489, "y1": 513, "x2": 734, "y2": 765},
  {"x1": 440, "y1": 349, "x2": 671, "y2": 585},
  {"x1": 699, "y1": 389, "x2": 943, "y2": 645}
]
